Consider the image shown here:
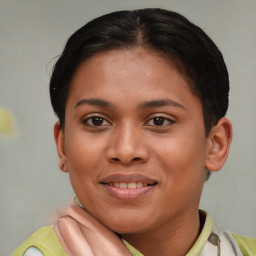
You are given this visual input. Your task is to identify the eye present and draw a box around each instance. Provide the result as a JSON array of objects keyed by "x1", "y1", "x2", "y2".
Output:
[
  {"x1": 146, "y1": 116, "x2": 174, "y2": 126},
  {"x1": 83, "y1": 116, "x2": 111, "y2": 127}
]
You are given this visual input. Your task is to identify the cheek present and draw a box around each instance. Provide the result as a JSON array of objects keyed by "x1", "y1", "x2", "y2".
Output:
[
  {"x1": 65, "y1": 133, "x2": 106, "y2": 180},
  {"x1": 152, "y1": 136, "x2": 206, "y2": 211},
  {"x1": 65, "y1": 137, "x2": 106, "y2": 207},
  {"x1": 152, "y1": 129, "x2": 207, "y2": 179}
]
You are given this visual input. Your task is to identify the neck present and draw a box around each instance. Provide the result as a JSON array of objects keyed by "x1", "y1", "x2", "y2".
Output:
[{"x1": 121, "y1": 209, "x2": 201, "y2": 256}]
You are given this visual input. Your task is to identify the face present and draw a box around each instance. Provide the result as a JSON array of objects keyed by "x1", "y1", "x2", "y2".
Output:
[{"x1": 56, "y1": 48, "x2": 212, "y2": 234}]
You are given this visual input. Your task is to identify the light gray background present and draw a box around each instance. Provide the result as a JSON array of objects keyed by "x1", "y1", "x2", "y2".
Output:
[{"x1": 1, "y1": 0, "x2": 255, "y2": 255}]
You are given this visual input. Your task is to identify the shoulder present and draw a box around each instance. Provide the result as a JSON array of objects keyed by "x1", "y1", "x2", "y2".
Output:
[
  {"x1": 12, "y1": 226, "x2": 67, "y2": 256},
  {"x1": 232, "y1": 232, "x2": 256, "y2": 256}
]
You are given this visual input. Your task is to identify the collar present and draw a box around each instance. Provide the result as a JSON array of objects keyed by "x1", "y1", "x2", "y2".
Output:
[
  {"x1": 73, "y1": 198, "x2": 242, "y2": 256},
  {"x1": 122, "y1": 211, "x2": 243, "y2": 256},
  {"x1": 122, "y1": 210, "x2": 212, "y2": 256},
  {"x1": 187, "y1": 210, "x2": 213, "y2": 255}
]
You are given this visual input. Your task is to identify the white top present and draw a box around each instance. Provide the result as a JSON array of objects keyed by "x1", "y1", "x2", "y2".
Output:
[{"x1": 23, "y1": 247, "x2": 44, "y2": 256}]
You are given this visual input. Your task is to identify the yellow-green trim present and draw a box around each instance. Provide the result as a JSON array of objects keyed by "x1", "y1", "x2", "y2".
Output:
[
  {"x1": 122, "y1": 239, "x2": 144, "y2": 256},
  {"x1": 232, "y1": 233, "x2": 256, "y2": 256},
  {"x1": 186, "y1": 211, "x2": 213, "y2": 255},
  {"x1": 12, "y1": 212, "x2": 256, "y2": 256},
  {"x1": 74, "y1": 196, "x2": 83, "y2": 208},
  {"x1": 12, "y1": 226, "x2": 67, "y2": 256},
  {"x1": 121, "y1": 211, "x2": 213, "y2": 256}
]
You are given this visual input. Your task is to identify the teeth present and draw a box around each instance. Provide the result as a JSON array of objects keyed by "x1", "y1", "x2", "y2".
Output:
[
  {"x1": 111, "y1": 182, "x2": 148, "y2": 189},
  {"x1": 137, "y1": 182, "x2": 143, "y2": 188},
  {"x1": 114, "y1": 182, "x2": 120, "y2": 188},
  {"x1": 128, "y1": 182, "x2": 136, "y2": 189},
  {"x1": 120, "y1": 182, "x2": 127, "y2": 189}
]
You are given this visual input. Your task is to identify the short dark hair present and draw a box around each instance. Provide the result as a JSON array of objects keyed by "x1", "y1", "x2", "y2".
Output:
[{"x1": 50, "y1": 8, "x2": 229, "y2": 135}]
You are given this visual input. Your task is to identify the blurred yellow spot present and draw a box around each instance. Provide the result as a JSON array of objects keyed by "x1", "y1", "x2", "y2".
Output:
[{"x1": 0, "y1": 108, "x2": 18, "y2": 136}]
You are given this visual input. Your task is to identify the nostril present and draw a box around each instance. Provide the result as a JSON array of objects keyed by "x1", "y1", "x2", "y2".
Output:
[{"x1": 110, "y1": 157, "x2": 142, "y2": 164}]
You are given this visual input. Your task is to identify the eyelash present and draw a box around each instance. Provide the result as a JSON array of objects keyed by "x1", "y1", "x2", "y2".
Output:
[
  {"x1": 82, "y1": 114, "x2": 175, "y2": 128},
  {"x1": 82, "y1": 115, "x2": 111, "y2": 127},
  {"x1": 145, "y1": 115, "x2": 175, "y2": 126}
]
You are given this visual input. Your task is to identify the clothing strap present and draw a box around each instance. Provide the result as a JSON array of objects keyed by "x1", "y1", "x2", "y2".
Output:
[{"x1": 199, "y1": 223, "x2": 243, "y2": 256}]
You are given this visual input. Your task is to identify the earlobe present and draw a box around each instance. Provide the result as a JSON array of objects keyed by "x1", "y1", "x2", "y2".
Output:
[
  {"x1": 54, "y1": 122, "x2": 68, "y2": 172},
  {"x1": 205, "y1": 118, "x2": 232, "y2": 172}
]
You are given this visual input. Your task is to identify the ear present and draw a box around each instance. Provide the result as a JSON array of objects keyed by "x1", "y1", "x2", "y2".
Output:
[
  {"x1": 54, "y1": 122, "x2": 68, "y2": 172},
  {"x1": 205, "y1": 118, "x2": 232, "y2": 172}
]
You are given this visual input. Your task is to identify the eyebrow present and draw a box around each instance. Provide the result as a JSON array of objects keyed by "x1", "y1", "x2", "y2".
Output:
[
  {"x1": 75, "y1": 98, "x2": 185, "y2": 111},
  {"x1": 75, "y1": 98, "x2": 113, "y2": 108},
  {"x1": 138, "y1": 99, "x2": 186, "y2": 111}
]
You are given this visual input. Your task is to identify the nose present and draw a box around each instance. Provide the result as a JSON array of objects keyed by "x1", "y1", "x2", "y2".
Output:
[{"x1": 106, "y1": 123, "x2": 149, "y2": 165}]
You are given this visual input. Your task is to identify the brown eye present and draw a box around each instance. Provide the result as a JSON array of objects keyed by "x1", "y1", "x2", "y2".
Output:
[
  {"x1": 146, "y1": 116, "x2": 174, "y2": 126},
  {"x1": 84, "y1": 116, "x2": 111, "y2": 126},
  {"x1": 91, "y1": 117, "x2": 104, "y2": 126},
  {"x1": 153, "y1": 117, "x2": 165, "y2": 126}
]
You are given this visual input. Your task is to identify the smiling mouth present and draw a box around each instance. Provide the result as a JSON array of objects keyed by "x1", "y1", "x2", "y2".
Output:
[
  {"x1": 100, "y1": 175, "x2": 158, "y2": 199},
  {"x1": 105, "y1": 181, "x2": 154, "y2": 189}
]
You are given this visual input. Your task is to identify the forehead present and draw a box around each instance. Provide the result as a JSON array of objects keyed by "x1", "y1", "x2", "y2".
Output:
[{"x1": 66, "y1": 47, "x2": 201, "y2": 112}]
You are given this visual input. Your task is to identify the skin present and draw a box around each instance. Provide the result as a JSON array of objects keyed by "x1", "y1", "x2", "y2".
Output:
[{"x1": 54, "y1": 47, "x2": 232, "y2": 255}]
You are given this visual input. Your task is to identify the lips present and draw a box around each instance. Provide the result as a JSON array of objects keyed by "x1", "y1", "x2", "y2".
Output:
[
  {"x1": 101, "y1": 173, "x2": 157, "y2": 184},
  {"x1": 100, "y1": 174, "x2": 158, "y2": 199}
]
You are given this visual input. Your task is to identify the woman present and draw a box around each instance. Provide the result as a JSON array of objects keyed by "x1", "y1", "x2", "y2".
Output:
[{"x1": 13, "y1": 8, "x2": 255, "y2": 256}]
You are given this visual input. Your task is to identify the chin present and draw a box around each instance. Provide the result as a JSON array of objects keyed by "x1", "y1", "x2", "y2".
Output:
[
  {"x1": 102, "y1": 214, "x2": 153, "y2": 235},
  {"x1": 90, "y1": 203, "x2": 159, "y2": 234}
]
